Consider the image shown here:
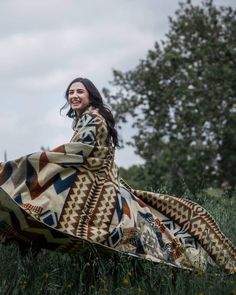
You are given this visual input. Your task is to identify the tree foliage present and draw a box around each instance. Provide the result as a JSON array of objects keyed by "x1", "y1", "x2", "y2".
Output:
[{"x1": 104, "y1": 0, "x2": 236, "y2": 193}]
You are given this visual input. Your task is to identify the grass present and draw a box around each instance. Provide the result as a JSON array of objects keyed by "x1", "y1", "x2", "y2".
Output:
[{"x1": 0, "y1": 188, "x2": 235, "y2": 295}]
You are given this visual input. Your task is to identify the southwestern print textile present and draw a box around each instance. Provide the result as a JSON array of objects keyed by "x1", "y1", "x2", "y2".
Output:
[{"x1": 0, "y1": 106, "x2": 235, "y2": 274}]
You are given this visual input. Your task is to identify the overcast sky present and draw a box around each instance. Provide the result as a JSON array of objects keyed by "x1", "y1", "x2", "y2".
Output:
[{"x1": 0, "y1": 0, "x2": 235, "y2": 168}]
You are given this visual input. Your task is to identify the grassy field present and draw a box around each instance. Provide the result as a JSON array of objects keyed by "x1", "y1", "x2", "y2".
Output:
[{"x1": 0, "y1": 189, "x2": 235, "y2": 295}]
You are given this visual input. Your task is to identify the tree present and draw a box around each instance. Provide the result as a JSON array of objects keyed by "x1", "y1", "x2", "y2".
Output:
[
  {"x1": 119, "y1": 165, "x2": 151, "y2": 190},
  {"x1": 104, "y1": 0, "x2": 236, "y2": 193}
]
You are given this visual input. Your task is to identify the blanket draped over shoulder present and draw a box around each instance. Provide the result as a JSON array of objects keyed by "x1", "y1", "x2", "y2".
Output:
[{"x1": 0, "y1": 106, "x2": 235, "y2": 274}]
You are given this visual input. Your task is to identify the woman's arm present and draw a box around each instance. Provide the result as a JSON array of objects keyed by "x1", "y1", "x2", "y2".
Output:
[
  {"x1": 0, "y1": 109, "x2": 107, "y2": 200},
  {"x1": 27, "y1": 111, "x2": 99, "y2": 169}
]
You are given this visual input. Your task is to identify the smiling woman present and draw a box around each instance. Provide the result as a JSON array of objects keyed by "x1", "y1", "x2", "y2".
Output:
[
  {"x1": 0, "y1": 77, "x2": 235, "y2": 274},
  {"x1": 68, "y1": 82, "x2": 90, "y2": 115}
]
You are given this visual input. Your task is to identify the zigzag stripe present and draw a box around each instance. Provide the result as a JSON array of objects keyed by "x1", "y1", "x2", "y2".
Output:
[
  {"x1": 128, "y1": 186, "x2": 236, "y2": 272},
  {"x1": 57, "y1": 170, "x2": 95, "y2": 235},
  {"x1": 24, "y1": 160, "x2": 76, "y2": 199},
  {"x1": 25, "y1": 160, "x2": 57, "y2": 199},
  {"x1": 53, "y1": 172, "x2": 76, "y2": 194}
]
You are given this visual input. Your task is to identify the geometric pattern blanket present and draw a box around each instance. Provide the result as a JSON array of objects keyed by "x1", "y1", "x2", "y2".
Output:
[{"x1": 0, "y1": 106, "x2": 235, "y2": 274}]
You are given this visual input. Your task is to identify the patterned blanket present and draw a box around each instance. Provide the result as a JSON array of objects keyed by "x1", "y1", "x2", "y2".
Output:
[{"x1": 0, "y1": 106, "x2": 235, "y2": 273}]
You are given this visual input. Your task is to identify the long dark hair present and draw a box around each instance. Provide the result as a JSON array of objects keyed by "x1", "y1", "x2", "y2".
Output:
[{"x1": 61, "y1": 77, "x2": 119, "y2": 147}]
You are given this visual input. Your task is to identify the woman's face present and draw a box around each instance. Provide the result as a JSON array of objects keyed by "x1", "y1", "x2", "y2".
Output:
[{"x1": 68, "y1": 82, "x2": 90, "y2": 115}]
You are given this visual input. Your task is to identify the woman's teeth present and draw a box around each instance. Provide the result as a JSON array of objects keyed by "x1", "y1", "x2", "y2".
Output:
[{"x1": 72, "y1": 99, "x2": 81, "y2": 103}]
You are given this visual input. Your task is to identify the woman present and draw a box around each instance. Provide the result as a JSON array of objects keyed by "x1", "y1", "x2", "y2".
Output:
[{"x1": 0, "y1": 78, "x2": 235, "y2": 273}]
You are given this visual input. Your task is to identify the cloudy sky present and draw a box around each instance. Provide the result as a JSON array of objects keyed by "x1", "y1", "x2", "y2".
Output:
[{"x1": 0, "y1": 0, "x2": 235, "y2": 167}]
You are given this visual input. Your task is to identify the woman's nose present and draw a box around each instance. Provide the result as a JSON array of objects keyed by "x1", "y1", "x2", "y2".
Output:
[{"x1": 70, "y1": 92, "x2": 78, "y2": 99}]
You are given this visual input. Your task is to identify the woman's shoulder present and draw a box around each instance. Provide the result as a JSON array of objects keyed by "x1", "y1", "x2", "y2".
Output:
[
  {"x1": 83, "y1": 106, "x2": 106, "y2": 125},
  {"x1": 72, "y1": 106, "x2": 107, "y2": 131},
  {"x1": 82, "y1": 106, "x2": 109, "y2": 144}
]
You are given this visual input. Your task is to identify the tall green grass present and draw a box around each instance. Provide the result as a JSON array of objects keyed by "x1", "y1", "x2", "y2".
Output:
[{"x1": 0, "y1": 189, "x2": 235, "y2": 295}]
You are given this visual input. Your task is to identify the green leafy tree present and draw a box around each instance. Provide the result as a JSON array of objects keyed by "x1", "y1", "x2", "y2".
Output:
[
  {"x1": 119, "y1": 165, "x2": 151, "y2": 190},
  {"x1": 104, "y1": 0, "x2": 236, "y2": 193}
]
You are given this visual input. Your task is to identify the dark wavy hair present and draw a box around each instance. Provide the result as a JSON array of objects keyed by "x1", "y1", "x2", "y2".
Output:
[{"x1": 61, "y1": 77, "x2": 119, "y2": 147}]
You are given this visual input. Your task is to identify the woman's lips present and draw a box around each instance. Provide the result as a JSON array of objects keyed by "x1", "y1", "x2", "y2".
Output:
[
  {"x1": 71, "y1": 99, "x2": 82, "y2": 109},
  {"x1": 71, "y1": 99, "x2": 81, "y2": 103},
  {"x1": 71, "y1": 99, "x2": 81, "y2": 107}
]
